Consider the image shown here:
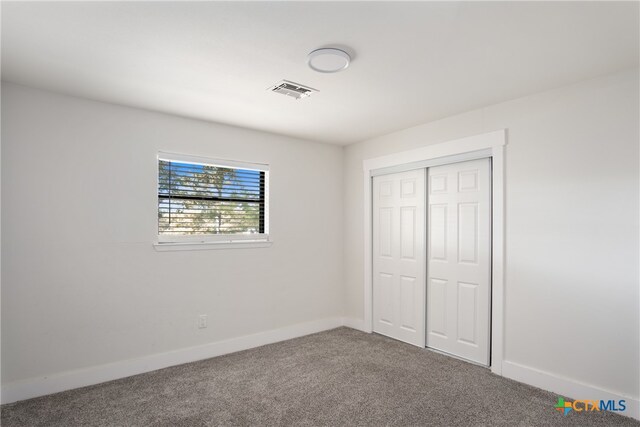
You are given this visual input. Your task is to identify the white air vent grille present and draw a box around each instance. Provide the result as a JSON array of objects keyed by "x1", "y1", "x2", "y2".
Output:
[{"x1": 269, "y1": 80, "x2": 318, "y2": 100}]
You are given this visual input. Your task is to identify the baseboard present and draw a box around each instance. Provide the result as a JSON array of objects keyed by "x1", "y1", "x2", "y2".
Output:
[
  {"x1": 502, "y1": 360, "x2": 639, "y2": 421},
  {"x1": 8, "y1": 320, "x2": 635, "y2": 423},
  {"x1": 1, "y1": 317, "x2": 344, "y2": 405},
  {"x1": 341, "y1": 317, "x2": 366, "y2": 332}
]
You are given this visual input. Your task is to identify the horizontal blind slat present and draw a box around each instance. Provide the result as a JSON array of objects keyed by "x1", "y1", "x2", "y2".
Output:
[{"x1": 158, "y1": 158, "x2": 266, "y2": 235}]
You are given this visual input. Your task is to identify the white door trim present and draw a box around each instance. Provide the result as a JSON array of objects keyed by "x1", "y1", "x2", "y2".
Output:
[{"x1": 363, "y1": 129, "x2": 506, "y2": 375}]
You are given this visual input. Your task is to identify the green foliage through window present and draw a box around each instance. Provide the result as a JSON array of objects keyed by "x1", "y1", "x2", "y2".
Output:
[{"x1": 158, "y1": 160, "x2": 265, "y2": 235}]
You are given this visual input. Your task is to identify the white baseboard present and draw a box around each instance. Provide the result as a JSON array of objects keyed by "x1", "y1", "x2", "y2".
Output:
[
  {"x1": 6, "y1": 320, "x2": 637, "y2": 423},
  {"x1": 502, "y1": 361, "x2": 639, "y2": 421},
  {"x1": 1, "y1": 317, "x2": 344, "y2": 405},
  {"x1": 341, "y1": 317, "x2": 366, "y2": 332}
]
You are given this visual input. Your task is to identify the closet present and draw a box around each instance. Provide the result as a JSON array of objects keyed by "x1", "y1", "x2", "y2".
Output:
[{"x1": 372, "y1": 158, "x2": 491, "y2": 365}]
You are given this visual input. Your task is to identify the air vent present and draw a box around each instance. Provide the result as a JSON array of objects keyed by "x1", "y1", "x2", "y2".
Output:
[{"x1": 268, "y1": 80, "x2": 318, "y2": 100}]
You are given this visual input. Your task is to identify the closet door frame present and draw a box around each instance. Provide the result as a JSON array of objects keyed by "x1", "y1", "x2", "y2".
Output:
[{"x1": 362, "y1": 129, "x2": 506, "y2": 375}]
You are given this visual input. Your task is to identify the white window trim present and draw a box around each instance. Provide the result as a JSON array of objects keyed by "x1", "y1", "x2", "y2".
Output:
[
  {"x1": 155, "y1": 151, "x2": 270, "y2": 250},
  {"x1": 158, "y1": 151, "x2": 269, "y2": 172},
  {"x1": 362, "y1": 129, "x2": 506, "y2": 375},
  {"x1": 153, "y1": 240, "x2": 273, "y2": 252}
]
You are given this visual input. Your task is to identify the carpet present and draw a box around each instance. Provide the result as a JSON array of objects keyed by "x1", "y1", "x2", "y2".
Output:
[{"x1": 1, "y1": 327, "x2": 637, "y2": 426}]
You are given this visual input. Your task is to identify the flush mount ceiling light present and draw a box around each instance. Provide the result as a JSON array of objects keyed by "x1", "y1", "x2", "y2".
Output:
[{"x1": 307, "y1": 48, "x2": 351, "y2": 73}]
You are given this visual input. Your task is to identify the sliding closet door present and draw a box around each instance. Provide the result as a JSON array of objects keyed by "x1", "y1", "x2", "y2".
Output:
[
  {"x1": 372, "y1": 169, "x2": 426, "y2": 347},
  {"x1": 426, "y1": 158, "x2": 491, "y2": 365}
]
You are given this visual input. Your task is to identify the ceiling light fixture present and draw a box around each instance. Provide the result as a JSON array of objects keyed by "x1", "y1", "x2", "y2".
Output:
[{"x1": 307, "y1": 48, "x2": 351, "y2": 73}]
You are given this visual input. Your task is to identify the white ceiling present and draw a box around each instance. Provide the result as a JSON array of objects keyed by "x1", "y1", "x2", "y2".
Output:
[{"x1": 2, "y1": 2, "x2": 638, "y2": 145}]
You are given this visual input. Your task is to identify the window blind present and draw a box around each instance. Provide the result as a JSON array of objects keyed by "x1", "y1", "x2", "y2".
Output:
[{"x1": 158, "y1": 159, "x2": 266, "y2": 236}]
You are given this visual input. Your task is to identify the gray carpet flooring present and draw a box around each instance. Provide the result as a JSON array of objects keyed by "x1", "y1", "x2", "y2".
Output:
[{"x1": 1, "y1": 327, "x2": 637, "y2": 426}]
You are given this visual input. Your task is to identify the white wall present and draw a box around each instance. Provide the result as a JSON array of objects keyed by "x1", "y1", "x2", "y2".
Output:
[
  {"x1": 344, "y1": 69, "x2": 639, "y2": 400},
  {"x1": 2, "y1": 67, "x2": 639, "y2": 411},
  {"x1": 1, "y1": 83, "x2": 344, "y2": 385}
]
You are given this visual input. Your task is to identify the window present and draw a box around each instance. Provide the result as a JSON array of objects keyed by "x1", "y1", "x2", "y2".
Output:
[{"x1": 157, "y1": 152, "x2": 269, "y2": 244}]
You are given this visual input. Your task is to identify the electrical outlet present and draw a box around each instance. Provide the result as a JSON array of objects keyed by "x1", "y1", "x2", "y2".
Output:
[{"x1": 198, "y1": 314, "x2": 207, "y2": 329}]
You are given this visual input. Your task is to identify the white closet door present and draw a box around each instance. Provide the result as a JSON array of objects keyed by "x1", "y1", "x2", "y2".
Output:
[
  {"x1": 426, "y1": 158, "x2": 491, "y2": 365},
  {"x1": 372, "y1": 169, "x2": 426, "y2": 347}
]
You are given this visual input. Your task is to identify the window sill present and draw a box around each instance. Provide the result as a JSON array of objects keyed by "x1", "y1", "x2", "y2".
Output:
[{"x1": 153, "y1": 239, "x2": 273, "y2": 252}]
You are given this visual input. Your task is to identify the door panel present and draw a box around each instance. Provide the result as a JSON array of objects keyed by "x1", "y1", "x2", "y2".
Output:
[
  {"x1": 426, "y1": 158, "x2": 491, "y2": 365},
  {"x1": 373, "y1": 169, "x2": 426, "y2": 347},
  {"x1": 428, "y1": 278, "x2": 447, "y2": 337},
  {"x1": 457, "y1": 281, "x2": 478, "y2": 345},
  {"x1": 378, "y1": 273, "x2": 394, "y2": 325},
  {"x1": 458, "y1": 203, "x2": 478, "y2": 263},
  {"x1": 400, "y1": 276, "x2": 416, "y2": 331},
  {"x1": 379, "y1": 208, "x2": 393, "y2": 257},
  {"x1": 429, "y1": 204, "x2": 448, "y2": 260},
  {"x1": 400, "y1": 207, "x2": 416, "y2": 259}
]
